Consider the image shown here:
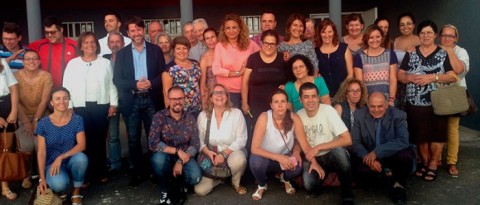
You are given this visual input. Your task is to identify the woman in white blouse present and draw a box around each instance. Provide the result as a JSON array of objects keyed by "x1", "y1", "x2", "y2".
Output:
[
  {"x1": 63, "y1": 31, "x2": 118, "y2": 185},
  {"x1": 194, "y1": 84, "x2": 248, "y2": 196}
]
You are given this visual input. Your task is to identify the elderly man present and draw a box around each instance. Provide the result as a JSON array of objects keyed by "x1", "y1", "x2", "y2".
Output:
[
  {"x1": 102, "y1": 31, "x2": 126, "y2": 174},
  {"x1": 297, "y1": 82, "x2": 354, "y2": 205},
  {"x1": 148, "y1": 20, "x2": 163, "y2": 43},
  {"x1": 351, "y1": 92, "x2": 415, "y2": 205},
  {"x1": 149, "y1": 86, "x2": 201, "y2": 205},
  {"x1": 98, "y1": 11, "x2": 131, "y2": 57},
  {"x1": 189, "y1": 18, "x2": 208, "y2": 61},
  {"x1": 250, "y1": 11, "x2": 284, "y2": 46}
]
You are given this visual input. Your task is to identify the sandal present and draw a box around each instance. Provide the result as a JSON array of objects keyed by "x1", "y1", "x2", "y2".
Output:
[
  {"x1": 1, "y1": 188, "x2": 17, "y2": 200},
  {"x1": 251, "y1": 185, "x2": 267, "y2": 201},
  {"x1": 415, "y1": 165, "x2": 427, "y2": 177},
  {"x1": 232, "y1": 184, "x2": 247, "y2": 195},
  {"x1": 279, "y1": 173, "x2": 296, "y2": 195},
  {"x1": 71, "y1": 194, "x2": 84, "y2": 205},
  {"x1": 448, "y1": 164, "x2": 459, "y2": 178},
  {"x1": 423, "y1": 168, "x2": 438, "y2": 182}
]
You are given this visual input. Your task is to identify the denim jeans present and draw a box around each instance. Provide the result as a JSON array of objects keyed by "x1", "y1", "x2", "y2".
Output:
[
  {"x1": 45, "y1": 153, "x2": 88, "y2": 193},
  {"x1": 151, "y1": 152, "x2": 202, "y2": 192},
  {"x1": 249, "y1": 154, "x2": 302, "y2": 187},
  {"x1": 302, "y1": 147, "x2": 353, "y2": 199},
  {"x1": 108, "y1": 108, "x2": 123, "y2": 170},
  {"x1": 125, "y1": 96, "x2": 155, "y2": 176}
]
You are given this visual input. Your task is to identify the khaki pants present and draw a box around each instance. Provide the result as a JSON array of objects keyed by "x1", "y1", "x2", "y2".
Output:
[
  {"x1": 194, "y1": 149, "x2": 247, "y2": 196},
  {"x1": 446, "y1": 116, "x2": 460, "y2": 165}
]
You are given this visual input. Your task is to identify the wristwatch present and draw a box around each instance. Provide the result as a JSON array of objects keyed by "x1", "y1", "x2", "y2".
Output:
[{"x1": 176, "y1": 159, "x2": 183, "y2": 164}]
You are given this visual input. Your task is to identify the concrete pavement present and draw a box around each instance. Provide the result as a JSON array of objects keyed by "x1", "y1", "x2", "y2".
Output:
[{"x1": 2, "y1": 127, "x2": 479, "y2": 205}]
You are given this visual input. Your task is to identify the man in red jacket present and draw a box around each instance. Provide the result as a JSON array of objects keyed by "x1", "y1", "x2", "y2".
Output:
[{"x1": 29, "y1": 16, "x2": 77, "y2": 87}]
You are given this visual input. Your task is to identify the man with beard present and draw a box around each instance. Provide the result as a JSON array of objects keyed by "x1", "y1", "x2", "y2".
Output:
[
  {"x1": 149, "y1": 86, "x2": 201, "y2": 205},
  {"x1": 113, "y1": 16, "x2": 166, "y2": 188},
  {"x1": 103, "y1": 31, "x2": 126, "y2": 174},
  {"x1": 297, "y1": 82, "x2": 355, "y2": 205}
]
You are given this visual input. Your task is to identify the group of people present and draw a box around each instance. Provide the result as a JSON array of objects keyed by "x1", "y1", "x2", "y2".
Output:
[{"x1": 0, "y1": 8, "x2": 470, "y2": 205}]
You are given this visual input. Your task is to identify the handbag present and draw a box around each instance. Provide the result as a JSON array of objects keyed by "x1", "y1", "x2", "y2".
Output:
[
  {"x1": 197, "y1": 112, "x2": 232, "y2": 180},
  {"x1": 29, "y1": 185, "x2": 63, "y2": 205},
  {"x1": 431, "y1": 74, "x2": 469, "y2": 115},
  {"x1": 0, "y1": 126, "x2": 31, "y2": 181},
  {"x1": 460, "y1": 89, "x2": 478, "y2": 116}
]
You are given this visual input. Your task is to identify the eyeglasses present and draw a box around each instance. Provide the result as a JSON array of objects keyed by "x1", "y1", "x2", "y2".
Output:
[
  {"x1": 169, "y1": 97, "x2": 185, "y2": 102},
  {"x1": 2, "y1": 38, "x2": 17, "y2": 42},
  {"x1": 399, "y1": 22, "x2": 414, "y2": 27},
  {"x1": 441, "y1": 34, "x2": 456, "y2": 39},
  {"x1": 262, "y1": 41, "x2": 277, "y2": 48},
  {"x1": 23, "y1": 57, "x2": 40, "y2": 61},
  {"x1": 347, "y1": 89, "x2": 361, "y2": 94},
  {"x1": 44, "y1": 30, "x2": 59, "y2": 36},
  {"x1": 419, "y1": 31, "x2": 435, "y2": 36},
  {"x1": 211, "y1": 91, "x2": 226, "y2": 96},
  {"x1": 292, "y1": 65, "x2": 306, "y2": 71}
]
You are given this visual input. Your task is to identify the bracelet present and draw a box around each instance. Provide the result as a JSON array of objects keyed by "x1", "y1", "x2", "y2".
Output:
[
  {"x1": 220, "y1": 151, "x2": 228, "y2": 159},
  {"x1": 176, "y1": 159, "x2": 183, "y2": 164},
  {"x1": 63, "y1": 153, "x2": 69, "y2": 160}
]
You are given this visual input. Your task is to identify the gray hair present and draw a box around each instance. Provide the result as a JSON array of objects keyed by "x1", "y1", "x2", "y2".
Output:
[
  {"x1": 107, "y1": 31, "x2": 124, "y2": 43},
  {"x1": 192, "y1": 18, "x2": 208, "y2": 28}
]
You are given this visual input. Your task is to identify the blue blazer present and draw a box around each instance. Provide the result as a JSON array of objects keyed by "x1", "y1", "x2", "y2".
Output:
[
  {"x1": 113, "y1": 41, "x2": 166, "y2": 116},
  {"x1": 351, "y1": 106, "x2": 410, "y2": 159}
]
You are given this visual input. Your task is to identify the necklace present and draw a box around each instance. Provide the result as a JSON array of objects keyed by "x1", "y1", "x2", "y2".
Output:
[{"x1": 229, "y1": 42, "x2": 238, "y2": 51}]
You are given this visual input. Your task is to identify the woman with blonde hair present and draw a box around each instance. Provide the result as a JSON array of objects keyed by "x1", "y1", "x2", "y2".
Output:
[
  {"x1": 213, "y1": 13, "x2": 261, "y2": 108},
  {"x1": 333, "y1": 78, "x2": 368, "y2": 131},
  {"x1": 194, "y1": 83, "x2": 248, "y2": 196},
  {"x1": 154, "y1": 32, "x2": 173, "y2": 64}
]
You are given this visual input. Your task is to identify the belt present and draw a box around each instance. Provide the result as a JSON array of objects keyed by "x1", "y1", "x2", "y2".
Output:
[{"x1": 132, "y1": 91, "x2": 150, "y2": 97}]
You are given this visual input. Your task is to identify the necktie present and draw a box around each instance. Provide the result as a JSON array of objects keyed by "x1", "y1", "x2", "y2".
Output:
[{"x1": 375, "y1": 118, "x2": 382, "y2": 147}]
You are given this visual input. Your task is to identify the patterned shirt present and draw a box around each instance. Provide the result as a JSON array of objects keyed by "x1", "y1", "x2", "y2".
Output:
[
  {"x1": 278, "y1": 40, "x2": 319, "y2": 70},
  {"x1": 148, "y1": 109, "x2": 199, "y2": 157},
  {"x1": 167, "y1": 60, "x2": 202, "y2": 113},
  {"x1": 0, "y1": 44, "x2": 27, "y2": 71},
  {"x1": 35, "y1": 114, "x2": 84, "y2": 165},
  {"x1": 354, "y1": 49, "x2": 398, "y2": 95},
  {"x1": 400, "y1": 46, "x2": 453, "y2": 106}
]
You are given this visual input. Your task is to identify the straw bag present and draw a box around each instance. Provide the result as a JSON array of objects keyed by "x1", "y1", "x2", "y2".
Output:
[
  {"x1": 431, "y1": 75, "x2": 469, "y2": 115},
  {"x1": 29, "y1": 185, "x2": 63, "y2": 205}
]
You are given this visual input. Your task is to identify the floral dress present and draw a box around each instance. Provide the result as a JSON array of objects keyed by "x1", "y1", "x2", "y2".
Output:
[{"x1": 168, "y1": 60, "x2": 202, "y2": 113}]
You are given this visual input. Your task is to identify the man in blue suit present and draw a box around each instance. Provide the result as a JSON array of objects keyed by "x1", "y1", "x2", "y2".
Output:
[
  {"x1": 351, "y1": 92, "x2": 414, "y2": 205},
  {"x1": 113, "y1": 16, "x2": 166, "y2": 188}
]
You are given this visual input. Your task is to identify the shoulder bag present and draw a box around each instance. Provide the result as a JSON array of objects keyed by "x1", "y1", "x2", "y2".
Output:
[
  {"x1": 0, "y1": 126, "x2": 31, "y2": 181},
  {"x1": 197, "y1": 112, "x2": 232, "y2": 180},
  {"x1": 431, "y1": 74, "x2": 469, "y2": 115}
]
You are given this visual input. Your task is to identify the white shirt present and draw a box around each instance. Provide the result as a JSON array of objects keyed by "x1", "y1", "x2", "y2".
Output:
[
  {"x1": 261, "y1": 110, "x2": 295, "y2": 155},
  {"x1": 63, "y1": 57, "x2": 118, "y2": 108},
  {"x1": 297, "y1": 104, "x2": 348, "y2": 156},
  {"x1": 98, "y1": 33, "x2": 132, "y2": 57},
  {"x1": 453, "y1": 45, "x2": 470, "y2": 88},
  {"x1": 0, "y1": 59, "x2": 17, "y2": 97},
  {"x1": 197, "y1": 108, "x2": 247, "y2": 152}
]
